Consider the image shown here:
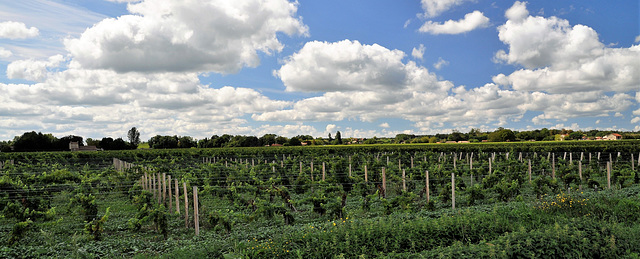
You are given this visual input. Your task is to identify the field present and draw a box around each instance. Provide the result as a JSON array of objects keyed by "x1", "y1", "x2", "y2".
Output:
[{"x1": 1, "y1": 140, "x2": 640, "y2": 258}]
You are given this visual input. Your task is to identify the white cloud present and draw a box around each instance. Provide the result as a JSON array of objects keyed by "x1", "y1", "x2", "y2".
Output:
[
  {"x1": 379, "y1": 122, "x2": 390, "y2": 128},
  {"x1": 595, "y1": 120, "x2": 600, "y2": 124},
  {"x1": 614, "y1": 112, "x2": 623, "y2": 117},
  {"x1": 419, "y1": 11, "x2": 490, "y2": 34},
  {"x1": 420, "y1": 0, "x2": 471, "y2": 18},
  {"x1": 260, "y1": 41, "x2": 536, "y2": 127},
  {"x1": 65, "y1": 0, "x2": 308, "y2": 74},
  {"x1": 412, "y1": 44, "x2": 425, "y2": 60},
  {"x1": 0, "y1": 47, "x2": 12, "y2": 58},
  {"x1": 0, "y1": 63, "x2": 291, "y2": 140},
  {"x1": 275, "y1": 40, "x2": 450, "y2": 93},
  {"x1": 635, "y1": 35, "x2": 640, "y2": 43},
  {"x1": 493, "y1": 2, "x2": 640, "y2": 94},
  {"x1": 505, "y1": 1, "x2": 528, "y2": 22},
  {"x1": 325, "y1": 124, "x2": 337, "y2": 134},
  {"x1": 631, "y1": 117, "x2": 640, "y2": 124},
  {"x1": 0, "y1": 21, "x2": 39, "y2": 39},
  {"x1": 634, "y1": 109, "x2": 640, "y2": 116},
  {"x1": 105, "y1": 0, "x2": 142, "y2": 3},
  {"x1": 6, "y1": 54, "x2": 65, "y2": 81},
  {"x1": 433, "y1": 57, "x2": 449, "y2": 70}
]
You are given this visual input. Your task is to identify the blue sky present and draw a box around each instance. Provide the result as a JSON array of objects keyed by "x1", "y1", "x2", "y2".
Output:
[{"x1": 0, "y1": 0, "x2": 638, "y2": 141}]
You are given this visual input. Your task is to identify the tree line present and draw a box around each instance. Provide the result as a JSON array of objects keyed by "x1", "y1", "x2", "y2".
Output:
[{"x1": 1, "y1": 127, "x2": 638, "y2": 152}]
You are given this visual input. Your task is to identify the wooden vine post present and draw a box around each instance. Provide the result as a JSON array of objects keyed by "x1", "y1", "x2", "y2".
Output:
[
  {"x1": 193, "y1": 186, "x2": 199, "y2": 236},
  {"x1": 528, "y1": 159, "x2": 532, "y2": 183},
  {"x1": 451, "y1": 172, "x2": 455, "y2": 209},
  {"x1": 426, "y1": 170, "x2": 430, "y2": 202},
  {"x1": 578, "y1": 161, "x2": 582, "y2": 191},
  {"x1": 364, "y1": 165, "x2": 368, "y2": 182},
  {"x1": 382, "y1": 167, "x2": 386, "y2": 198},
  {"x1": 322, "y1": 162, "x2": 326, "y2": 180},
  {"x1": 152, "y1": 174, "x2": 156, "y2": 200},
  {"x1": 162, "y1": 173, "x2": 166, "y2": 202},
  {"x1": 607, "y1": 162, "x2": 611, "y2": 189},
  {"x1": 168, "y1": 175, "x2": 172, "y2": 212},
  {"x1": 174, "y1": 179, "x2": 180, "y2": 214},
  {"x1": 144, "y1": 172, "x2": 148, "y2": 191},
  {"x1": 183, "y1": 182, "x2": 189, "y2": 228},
  {"x1": 552, "y1": 154, "x2": 556, "y2": 179},
  {"x1": 402, "y1": 169, "x2": 406, "y2": 192},
  {"x1": 470, "y1": 156, "x2": 474, "y2": 186}
]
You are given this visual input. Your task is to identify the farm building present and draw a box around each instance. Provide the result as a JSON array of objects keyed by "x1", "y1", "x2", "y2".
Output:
[
  {"x1": 604, "y1": 133, "x2": 623, "y2": 140},
  {"x1": 69, "y1": 141, "x2": 99, "y2": 151}
]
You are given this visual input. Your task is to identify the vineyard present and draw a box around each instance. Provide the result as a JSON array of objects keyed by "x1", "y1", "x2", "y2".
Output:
[{"x1": 1, "y1": 141, "x2": 640, "y2": 258}]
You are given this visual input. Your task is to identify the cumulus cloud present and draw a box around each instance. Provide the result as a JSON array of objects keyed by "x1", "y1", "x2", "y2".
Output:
[
  {"x1": 505, "y1": 1, "x2": 528, "y2": 22},
  {"x1": 412, "y1": 44, "x2": 425, "y2": 60},
  {"x1": 65, "y1": 0, "x2": 308, "y2": 74},
  {"x1": 379, "y1": 122, "x2": 390, "y2": 128},
  {"x1": 0, "y1": 67, "x2": 291, "y2": 140},
  {"x1": 7, "y1": 55, "x2": 65, "y2": 81},
  {"x1": 325, "y1": 124, "x2": 337, "y2": 134},
  {"x1": 635, "y1": 35, "x2": 640, "y2": 43},
  {"x1": 275, "y1": 40, "x2": 451, "y2": 93},
  {"x1": 419, "y1": 11, "x2": 490, "y2": 34},
  {"x1": 259, "y1": 37, "x2": 638, "y2": 131},
  {"x1": 259, "y1": 40, "x2": 533, "y2": 127},
  {"x1": 433, "y1": 57, "x2": 449, "y2": 70},
  {"x1": 0, "y1": 21, "x2": 39, "y2": 39},
  {"x1": 631, "y1": 117, "x2": 640, "y2": 124},
  {"x1": 0, "y1": 47, "x2": 12, "y2": 58},
  {"x1": 420, "y1": 0, "x2": 471, "y2": 18},
  {"x1": 493, "y1": 1, "x2": 640, "y2": 94}
]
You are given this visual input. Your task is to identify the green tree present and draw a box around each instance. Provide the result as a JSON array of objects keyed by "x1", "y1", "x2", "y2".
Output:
[
  {"x1": 487, "y1": 128, "x2": 516, "y2": 142},
  {"x1": 259, "y1": 134, "x2": 277, "y2": 146},
  {"x1": 128, "y1": 127, "x2": 141, "y2": 146},
  {"x1": 334, "y1": 131, "x2": 343, "y2": 145}
]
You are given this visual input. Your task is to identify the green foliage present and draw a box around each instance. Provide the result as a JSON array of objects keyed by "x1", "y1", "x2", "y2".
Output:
[
  {"x1": 9, "y1": 219, "x2": 32, "y2": 245},
  {"x1": 85, "y1": 207, "x2": 110, "y2": 240},
  {"x1": 69, "y1": 193, "x2": 98, "y2": 222},
  {"x1": 208, "y1": 210, "x2": 235, "y2": 234}
]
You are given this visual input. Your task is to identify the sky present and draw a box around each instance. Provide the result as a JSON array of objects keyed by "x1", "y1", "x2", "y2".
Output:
[{"x1": 0, "y1": 0, "x2": 639, "y2": 141}]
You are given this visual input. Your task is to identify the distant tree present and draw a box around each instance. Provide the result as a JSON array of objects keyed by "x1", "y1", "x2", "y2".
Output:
[
  {"x1": 148, "y1": 135, "x2": 179, "y2": 149},
  {"x1": 86, "y1": 138, "x2": 100, "y2": 147},
  {"x1": 447, "y1": 130, "x2": 465, "y2": 142},
  {"x1": 128, "y1": 127, "x2": 141, "y2": 146},
  {"x1": 328, "y1": 133, "x2": 333, "y2": 142},
  {"x1": 487, "y1": 128, "x2": 516, "y2": 142},
  {"x1": 13, "y1": 131, "x2": 56, "y2": 151},
  {"x1": 177, "y1": 136, "x2": 196, "y2": 148},
  {"x1": 100, "y1": 137, "x2": 114, "y2": 150},
  {"x1": 334, "y1": 131, "x2": 343, "y2": 145},
  {"x1": 214, "y1": 134, "x2": 232, "y2": 147},
  {"x1": 287, "y1": 137, "x2": 302, "y2": 146},
  {"x1": 275, "y1": 136, "x2": 288, "y2": 145},
  {"x1": 568, "y1": 131, "x2": 584, "y2": 140},
  {"x1": 0, "y1": 140, "x2": 12, "y2": 152},
  {"x1": 259, "y1": 134, "x2": 277, "y2": 146}
]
